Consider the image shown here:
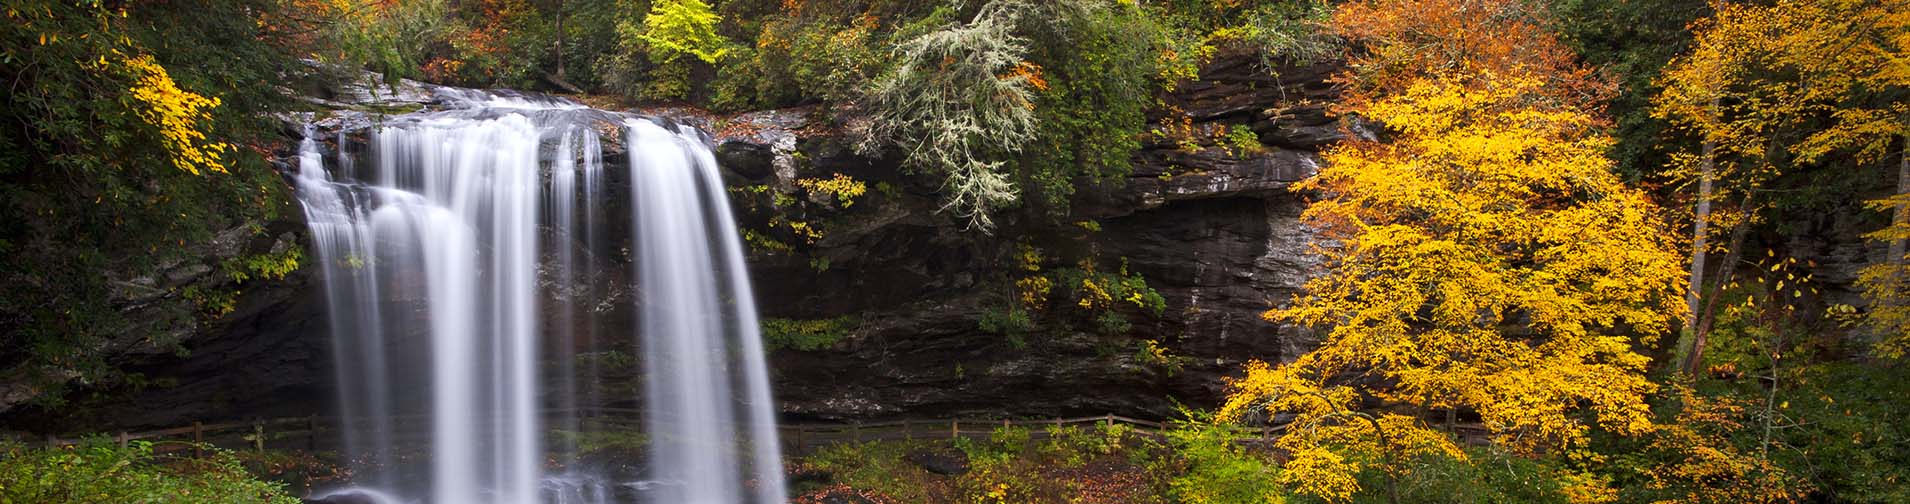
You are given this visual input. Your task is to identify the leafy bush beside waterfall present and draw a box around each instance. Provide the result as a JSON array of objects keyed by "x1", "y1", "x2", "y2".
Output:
[{"x1": 0, "y1": 440, "x2": 300, "y2": 504}]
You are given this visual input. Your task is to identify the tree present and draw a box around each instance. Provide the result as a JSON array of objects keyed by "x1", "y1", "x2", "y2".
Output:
[
  {"x1": 1652, "y1": 0, "x2": 1800, "y2": 376},
  {"x1": 1221, "y1": 2, "x2": 1687, "y2": 501},
  {"x1": 1224, "y1": 72, "x2": 1684, "y2": 477},
  {"x1": 1634, "y1": 385, "x2": 1811, "y2": 503},
  {"x1": 1328, "y1": 0, "x2": 1612, "y2": 111},
  {"x1": 639, "y1": 0, "x2": 732, "y2": 64},
  {"x1": 1770, "y1": 0, "x2": 1910, "y2": 356},
  {"x1": 857, "y1": 0, "x2": 1040, "y2": 231},
  {"x1": 1656, "y1": 0, "x2": 1910, "y2": 364},
  {"x1": 1, "y1": 0, "x2": 298, "y2": 408}
]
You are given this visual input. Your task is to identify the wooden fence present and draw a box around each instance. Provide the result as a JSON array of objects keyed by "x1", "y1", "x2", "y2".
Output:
[{"x1": 24, "y1": 409, "x2": 1281, "y2": 455}]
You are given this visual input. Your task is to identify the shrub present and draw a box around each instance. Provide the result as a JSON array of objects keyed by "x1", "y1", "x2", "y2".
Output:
[
  {"x1": 953, "y1": 426, "x2": 1048, "y2": 503},
  {"x1": 1373, "y1": 446, "x2": 1574, "y2": 504},
  {"x1": 599, "y1": 0, "x2": 735, "y2": 100},
  {"x1": 734, "y1": 12, "x2": 890, "y2": 109},
  {"x1": 985, "y1": 245, "x2": 1166, "y2": 342},
  {"x1": 313, "y1": 0, "x2": 458, "y2": 85},
  {"x1": 2, "y1": 0, "x2": 297, "y2": 407},
  {"x1": 979, "y1": 306, "x2": 1035, "y2": 347},
  {"x1": 803, "y1": 441, "x2": 943, "y2": 503},
  {"x1": 1148, "y1": 0, "x2": 1337, "y2": 89},
  {"x1": 1159, "y1": 418, "x2": 1288, "y2": 504},
  {"x1": 0, "y1": 440, "x2": 300, "y2": 504},
  {"x1": 762, "y1": 316, "x2": 859, "y2": 351}
]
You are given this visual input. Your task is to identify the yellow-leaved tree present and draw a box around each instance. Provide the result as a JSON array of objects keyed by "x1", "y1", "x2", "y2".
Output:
[
  {"x1": 1652, "y1": 1, "x2": 1800, "y2": 375},
  {"x1": 1221, "y1": 72, "x2": 1686, "y2": 503},
  {"x1": 1654, "y1": 0, "x2": 1910, "y2": 371},
  {"x1": 1217, "y1": 3, "x2": 1688, "y2": 501}
]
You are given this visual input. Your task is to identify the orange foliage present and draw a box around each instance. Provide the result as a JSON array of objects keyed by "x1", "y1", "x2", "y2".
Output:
[
  {"x1": 1330, "y1": 0, "x2": 1613, "y2": 113},
  {"x1": 1002, "y1": 61, "x2": 1049, "y2": 92}
]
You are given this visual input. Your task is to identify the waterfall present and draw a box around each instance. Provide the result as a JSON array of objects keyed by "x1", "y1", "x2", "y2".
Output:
[
  {"x1": 627, "y1": 120, "x2": 788, "y2": 504},
  {"x1": 295, "y1": 94, "x2": 786, "y2": 504}
]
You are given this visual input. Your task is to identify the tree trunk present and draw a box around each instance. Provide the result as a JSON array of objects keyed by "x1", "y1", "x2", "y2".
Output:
[
  {"x1": 1678, "y1": 104, "x2": 1719, "y2": 375},
  {"x1": 1894, "y1": 132, "x2": 1908, "y2": 263},
  {"x1": 554, "y1": 0, "x2": 567, "y2": 81},
  {"x1": 1693, "y1": 199, "x2": 1757, "y2": 376}
]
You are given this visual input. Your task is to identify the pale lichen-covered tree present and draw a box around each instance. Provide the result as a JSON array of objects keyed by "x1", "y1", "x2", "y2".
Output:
[{"x1": 858, "y1": 0, "x2": 1039, "y2": 231}]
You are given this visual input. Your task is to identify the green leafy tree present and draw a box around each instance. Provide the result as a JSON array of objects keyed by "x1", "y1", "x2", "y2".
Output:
[
  {"x1": 1, "y1": 0, "x2": 298, "y2": 408},
  {"x1": 1013, "y1": 1, "x2": 1157, "y2": 219}
]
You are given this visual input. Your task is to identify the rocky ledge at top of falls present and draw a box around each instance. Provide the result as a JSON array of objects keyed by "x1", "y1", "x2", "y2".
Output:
[{"x1": 0, "y1": 53, "x2": 1340, "y2": 433}]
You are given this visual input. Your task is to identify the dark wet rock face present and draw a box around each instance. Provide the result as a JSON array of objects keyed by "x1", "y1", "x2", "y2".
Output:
[
  {"x1": 3, "y1": 54, "x2": 1335, "y2": 432},
  {"x1": 732, "y1": 56, "x2": 1332, "y2": 421}
]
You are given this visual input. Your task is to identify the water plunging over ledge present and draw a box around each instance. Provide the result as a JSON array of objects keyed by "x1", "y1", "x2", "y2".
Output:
[{"x1": 294, "y1": 91, "x2": 786, "y2": 504}]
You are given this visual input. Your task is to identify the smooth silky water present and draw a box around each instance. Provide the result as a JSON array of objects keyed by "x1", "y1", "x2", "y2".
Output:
[{"x1": 295, "y1": 92, "x2": 786, "y2": 504}]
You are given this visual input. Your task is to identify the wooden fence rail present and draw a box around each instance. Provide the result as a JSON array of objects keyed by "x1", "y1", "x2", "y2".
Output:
[{"x1": 23, "y1": 410, "x2": 1284, "y2": 455}]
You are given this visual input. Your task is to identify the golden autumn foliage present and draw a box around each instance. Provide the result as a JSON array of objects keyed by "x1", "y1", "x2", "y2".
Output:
[
  {"x1": 1652, "y1": 0, "x2": 1803, "y2": 177},
  {"x1": 1223, "y1": 361, "x2": 1466, "y2": 502},
  {"x1": 1774, "y1": 0, "x2": 1910, "y2": 166},
  {"x1": 1639, "y1": 385, "x2": 1812, "y2": 503},
  {"x1": 1859, "y1": 194, "x2": 1910, "y2": 358},
  {"x1": 1776, "y1": 0, "x2": 1910, "y2": 357},
  {"x1": 1657, "y1": 0, "x2": 1910, "y2": 360},
  {"x1": 1221, "y1": 1, "x2": 1688, "y2": 501},
  {"x1": 115, "y1": 52, "x2": 228, "y2": 176},
  {"x1": 1223, "y1": 74, "x2": 1685, "y2": 494}
]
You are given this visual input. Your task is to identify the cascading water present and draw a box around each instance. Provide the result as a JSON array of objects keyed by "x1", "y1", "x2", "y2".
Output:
[
  {"x1": 627, "y1": 120, "x2": 787, "y2": 504},
  {"x1": 295, "y1": 91, "x2": 786, "y2": 504}
]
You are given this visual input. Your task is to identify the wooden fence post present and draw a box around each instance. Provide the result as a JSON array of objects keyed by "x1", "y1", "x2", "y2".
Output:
[
  {"x1": 116, "y1": 431, "x2": 128, "y2": 448},
  {"x1": 903, "y1": 419, "x2": 912, "y2": 441},
  {"x1": 44, "y1": 433, "x2": 56, "y2": 448},
  {"x1": 793, "y1": 427, "x2": 804, "y2": 456},
  {"x1": 950, "y1": 420, "x2": 959, "y2": 440},
  {"x1": 852, "y1": 422, "x2": 861, "y2": 443},
  {"x1": 192, "y1": 422, "x2": 204, "y2": 457}
]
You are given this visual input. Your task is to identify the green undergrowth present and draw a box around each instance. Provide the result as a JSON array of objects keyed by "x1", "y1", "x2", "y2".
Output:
[
  {"x1": 0, "y1": 440, "x2": 301, "y2": 504},
  {"x1": 791, "y1": 417, "x2": 1606, "y2": 504},
  {"x1": 763, "y1": 316, "x2": 860, "y2": 351},
  {"x1": 794, "y1": 423, "x2": 1176, "y2": 503}
]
